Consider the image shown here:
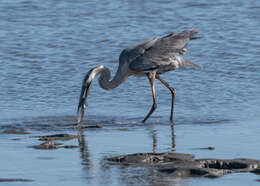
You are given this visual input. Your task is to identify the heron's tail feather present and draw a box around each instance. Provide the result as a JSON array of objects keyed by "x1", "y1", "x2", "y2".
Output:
[
  {"x1": 179, "y1": 57, "x2": 202, "y2": 69},
  {"x1": 190, "y1": 29, "x2": 200, "y2": 40}
]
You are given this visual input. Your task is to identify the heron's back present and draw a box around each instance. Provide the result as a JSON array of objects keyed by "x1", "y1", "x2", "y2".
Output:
[{"x1": 118, "y1": 30, "x2": 201, "y2": 75}]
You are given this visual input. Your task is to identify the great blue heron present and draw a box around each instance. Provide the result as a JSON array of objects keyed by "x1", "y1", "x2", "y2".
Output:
[{"x1": 77, "y1": 29, "x2": 201, "y2": 124}]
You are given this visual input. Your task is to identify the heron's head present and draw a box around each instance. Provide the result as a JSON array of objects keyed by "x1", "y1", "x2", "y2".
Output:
[{"x1": 77, "y1": 65, "x2": 105, "y2": 124}]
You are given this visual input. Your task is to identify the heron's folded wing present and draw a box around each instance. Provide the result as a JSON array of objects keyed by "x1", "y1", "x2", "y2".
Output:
[
  {"x1": 127, "y1": 30, "x2": 199, "y2": 72},
  {"x1": 153, "y1": 29, "x2": 199, "y2": 53}
]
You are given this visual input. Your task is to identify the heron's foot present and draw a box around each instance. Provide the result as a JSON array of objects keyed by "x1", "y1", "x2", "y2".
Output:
[{"x1": 142, "y1": 103, "x2": 158, "y2": 123}]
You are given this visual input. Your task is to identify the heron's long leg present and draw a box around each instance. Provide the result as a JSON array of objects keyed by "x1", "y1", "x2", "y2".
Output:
[
  {"x1": 156, "y1": 75, "x2": 176, "y2": 122},
  {"x1": 142, "y1": 72, "x2": 157, "y2": 123},
  {"x1": 170, "y1": 123, "x2": 176, "y2": 149}
]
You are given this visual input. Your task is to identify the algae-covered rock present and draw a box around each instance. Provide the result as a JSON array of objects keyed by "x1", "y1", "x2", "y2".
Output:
[{"x1": 107, "y1": 152, "x2": 260, "y2": 178}]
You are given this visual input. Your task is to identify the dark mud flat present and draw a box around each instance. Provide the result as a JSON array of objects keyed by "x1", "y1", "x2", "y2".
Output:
[{"x1": 107, "y1": 152, "x2": 260, "y2": 178}]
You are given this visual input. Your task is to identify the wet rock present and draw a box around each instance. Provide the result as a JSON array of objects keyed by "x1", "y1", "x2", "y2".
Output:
[
  {"x1": 37, "y1": 133, "x2": 77, "y2": 141},
  {"x1": 30, "y1": 141, "x2": 62, "y2": 150},
  {"x1": 3, "y1": 129, "x2": 31, "y2": 135},
  {"x1": 251, "y1": 168, "x2": 260, "y2": 175},
  {"x1": 158, "y1": 160, "x2": 232, "y2": 178},
  {"x1": 107, "y1": 152, "x2": 260, "y2": 178},
  {"x1": 159, "y1": 158, "x2": 260, "y2": 178},
  {"x1": 198, "y1": 158, "x2": 256, "y2": 170},
  {"x1": 0, "y1": 178, "x2": 33, "y2": 182},
  {"x1": 106, "y1": 152, "x2": 194, "y2": 165}
]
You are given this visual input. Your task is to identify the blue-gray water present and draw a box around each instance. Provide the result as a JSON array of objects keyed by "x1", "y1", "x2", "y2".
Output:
[{"x1": 1, "y1": 0, "x2": 260, "y2": 185}]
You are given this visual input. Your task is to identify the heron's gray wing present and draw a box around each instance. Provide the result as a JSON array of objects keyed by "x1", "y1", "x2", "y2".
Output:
[
  {"x1": 127, "y1": 29, "x2": 200, "y2": 72},
  {"x1": 119, "y1": 37, "x2": 159, "y2": 64},
  {"x1": 148, "y1": 29, "x2": 199, "y2": 56},
  {"x1": 162, "y1": 29, "x2": 199, "y2": 51}
]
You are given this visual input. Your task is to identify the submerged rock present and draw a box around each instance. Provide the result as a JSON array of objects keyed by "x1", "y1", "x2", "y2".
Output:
[
  {"x1": 192, "y1": 146, "x2": 215, "y2": 150},
  {"x1": 0, "y1": 178, "x2": 33, "y2": 182},
  {"x1": 106, "y1": 152, "x2": 260, "y2": 178},
  {"x1": 30, "y1": 133, "x2": 80, "y2": 150},
  {"x1": 62, "y1": 145, "x2": 79, "y2": 149},
  {"x1": 3, "y1": 129, "x2": 31, "y2": 135},
  {"x1": 37, "y1": 133, "x2": 77, "y2": 141},
  {"x1": 80, "y1": 125, "x2": 103, "y2": 129},
  {"x1": 71, "y1": 124, "x2": 103, "y2": 129},
  {"x1": 11, "y1": 138, "x2": 22, "y2": 141}
]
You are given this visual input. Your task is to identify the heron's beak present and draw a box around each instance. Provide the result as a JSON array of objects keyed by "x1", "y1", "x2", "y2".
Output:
[{"x1": 77, "y1": 75, "x2": 92, "y2": 124}]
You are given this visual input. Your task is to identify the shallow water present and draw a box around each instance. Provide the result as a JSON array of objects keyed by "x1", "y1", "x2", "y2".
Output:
[
  {"x1": 1, "y1": 0, "x2": 260, "y2": 185},
  {"x1": 1, "y1": 120, "x2": 260, "y2": 186}
]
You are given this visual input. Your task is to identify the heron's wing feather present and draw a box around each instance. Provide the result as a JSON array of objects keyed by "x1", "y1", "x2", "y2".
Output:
[
  {"x1": 119, "y1": 37, "x2": 160, "y2": 63},
  {"x1": 158, "y1": 29, "x2": 199, "y2": 51},
  {"x1": 126, "y1": 29, "x2": 199, "y2": 72}
]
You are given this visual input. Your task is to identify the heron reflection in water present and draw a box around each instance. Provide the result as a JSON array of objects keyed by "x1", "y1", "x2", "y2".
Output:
[{"x1": 77, "y1": 29, "x2": 201, "y2": 124}]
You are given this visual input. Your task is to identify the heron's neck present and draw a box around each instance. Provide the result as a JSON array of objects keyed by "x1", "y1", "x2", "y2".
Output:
[{"x1": 98, "y1": 65, "x2": 128, "y2": 90}]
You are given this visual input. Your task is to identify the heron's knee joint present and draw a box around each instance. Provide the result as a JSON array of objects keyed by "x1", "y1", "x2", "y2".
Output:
[
  {"x1": 153, "y1": 103, "x2": 158, "y2": 109},
  {"x1": 170, "y1": 88, "x2": 176, "y2": 94}
]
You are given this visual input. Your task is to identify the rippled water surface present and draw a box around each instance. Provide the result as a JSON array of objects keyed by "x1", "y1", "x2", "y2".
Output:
[{"x1": 1, "y1": 0, "x2": 260, "y2": 185}]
